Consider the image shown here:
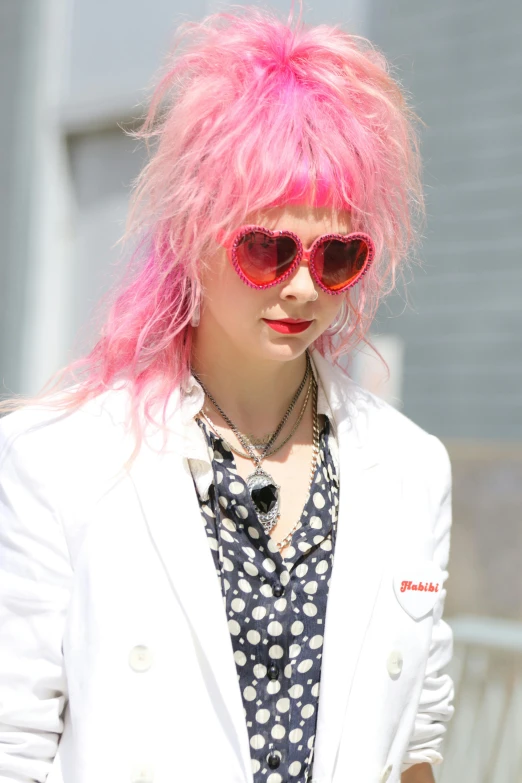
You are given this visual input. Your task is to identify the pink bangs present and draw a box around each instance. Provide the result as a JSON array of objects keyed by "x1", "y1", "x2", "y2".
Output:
[{"x1": 266, "y1": 148, "x2": 354, "y2": 210}]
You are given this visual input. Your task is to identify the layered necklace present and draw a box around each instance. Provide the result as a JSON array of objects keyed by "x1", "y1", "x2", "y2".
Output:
[{"x1": 192, "y1": 352, "x2": 315, "y2": 537}]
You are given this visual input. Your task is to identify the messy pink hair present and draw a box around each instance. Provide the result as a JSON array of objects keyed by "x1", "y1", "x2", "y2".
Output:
[{"x1": 1, "y1": 5, "x2": 424, "y2": 458}]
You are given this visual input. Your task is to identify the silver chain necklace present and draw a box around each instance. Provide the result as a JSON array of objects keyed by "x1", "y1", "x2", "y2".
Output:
[
  {"x1": 199, "y1": 370, "x2": 313, "y2": 461},
  {"x1": 275, "y1": 378, "x2": 319, "y2": 551},
  {"x1": 192, "y1": 352, "x2": 311, "y2": 532}
]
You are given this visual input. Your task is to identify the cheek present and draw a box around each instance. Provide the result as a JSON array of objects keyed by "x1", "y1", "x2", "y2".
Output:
[
  {"x1": 319, "y1": 295, "x2": 345, "y2": 325},
  {"x1": 201, "y1": 255, "x2": 263, "y2": 325}
]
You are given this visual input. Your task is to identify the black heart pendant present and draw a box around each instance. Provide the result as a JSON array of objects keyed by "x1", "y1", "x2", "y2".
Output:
[{"x1": 251, "y1": 483, "x2": 279, "y2": 515}]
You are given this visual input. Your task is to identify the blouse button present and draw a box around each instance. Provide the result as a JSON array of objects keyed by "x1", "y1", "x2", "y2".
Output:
[
  {"x1": 273, "y1": 583, "x2": 284, "y2": 597},
  {"x1": 267, "y1": 664, "x2": 280, "y2": 680},
  {"x1": 267, "y1": 753, "x2": 280, "y2": 769}
]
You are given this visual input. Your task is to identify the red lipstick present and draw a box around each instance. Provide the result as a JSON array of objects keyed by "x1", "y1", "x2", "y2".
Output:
[{"x1": 263, "y1": 318, "x2": 313, "y2": 334}]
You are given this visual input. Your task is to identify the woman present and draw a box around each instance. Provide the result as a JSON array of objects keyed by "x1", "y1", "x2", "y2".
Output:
[{"x1": 0, "y1": 7, "x2": 454, "y2": 783}]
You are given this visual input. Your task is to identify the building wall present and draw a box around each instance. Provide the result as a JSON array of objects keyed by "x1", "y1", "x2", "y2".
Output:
[
  {"x1": 1, "y1": 0, "x2": 209, "y2": 395},
  {"x1": 0, "y1": 1, "x2": 40, "y2": 395},
  {"x1": 368, "y1": 0, "x2": 522, "y2": 441}
]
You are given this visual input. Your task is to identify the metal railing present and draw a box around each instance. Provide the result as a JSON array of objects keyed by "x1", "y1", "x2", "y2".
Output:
[{"x1": 436, "y1": 615, "x2": 522, "y2": 783}]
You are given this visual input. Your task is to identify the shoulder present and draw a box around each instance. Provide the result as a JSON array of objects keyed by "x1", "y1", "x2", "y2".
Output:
[
  {"x1": 0, "y1": 385, "x2": 136, "y2": 497},
  {"x1": 315, "y1": 353, "x2": 450, "y2": 480},
  {"x1": 356, "y1": 382, "x2": 448, "y2": 465},
  {"x1": 316, "y1": 355, "x2": 452, "y2": 549},
  {"x1": 357, "y1": 381, "x2": 451, "y2": 495},
  {"x1": 345, "y1": 376, "x2": 452, "y2": 516},
  {"x1": 0, "y1": 383, "x2": 132, "y2": 443}
]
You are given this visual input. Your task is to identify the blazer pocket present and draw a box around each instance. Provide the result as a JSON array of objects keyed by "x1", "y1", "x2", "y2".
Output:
[{"x1": 392, "y1": 560, "x2": 444, "y2": 620}]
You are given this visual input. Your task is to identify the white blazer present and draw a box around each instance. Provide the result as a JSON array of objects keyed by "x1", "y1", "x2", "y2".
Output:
[{"x1": 0, "y1": 352, "x2": 454, "y2": 783}]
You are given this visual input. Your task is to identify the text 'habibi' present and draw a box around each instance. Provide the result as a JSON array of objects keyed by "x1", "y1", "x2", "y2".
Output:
[{"x1": 400, "y1": 580, "x2": 440, "y2": 593}]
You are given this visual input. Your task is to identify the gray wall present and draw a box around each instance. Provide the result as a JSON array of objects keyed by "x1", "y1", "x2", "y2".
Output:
[
  {"x1": 369, "y1": 0, "x2": 522, "y2": 440},
  {"x1": 0, "y1": 1, "x2": 40, "y2": 395},
  {"x1": 62, "y1": 0, "x2": 209, "y2": 359},
  {"x1": 66, "y1": 0, "x2": 208, "y2": 111}
]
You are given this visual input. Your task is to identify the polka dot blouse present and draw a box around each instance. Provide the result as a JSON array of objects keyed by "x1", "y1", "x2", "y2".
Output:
[{"x1": 191, "y1": 415, "x2": 340, "y2": 783}]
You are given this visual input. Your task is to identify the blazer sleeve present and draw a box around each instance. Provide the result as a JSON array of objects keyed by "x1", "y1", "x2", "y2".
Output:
[
  {"x1": 401, "y1": 435, "x2": 455, "y2": 772},
  {"x1": 0, "y1": 416, "x2": 72, "y2": 783}
]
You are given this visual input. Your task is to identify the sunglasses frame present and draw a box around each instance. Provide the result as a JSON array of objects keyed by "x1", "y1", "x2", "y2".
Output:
[{"x1": 223, "y1": 225, "x2": 375, "y2": 295}]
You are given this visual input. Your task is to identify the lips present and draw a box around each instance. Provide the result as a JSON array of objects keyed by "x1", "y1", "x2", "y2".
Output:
[{"x1": 263, "y1": 318, "x2": 313, "y2": 334}]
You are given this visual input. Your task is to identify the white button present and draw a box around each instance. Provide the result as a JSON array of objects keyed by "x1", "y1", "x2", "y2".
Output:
[
  {"x1": 381, "y1": 763, "x2": 393, "y2": 782},
  {"x1": 387, "y1": 650, "x2": 403, "y2": 677},
  {"x1": 130, "y1": 763, "x2": 154, "y2": 783},
  {"x1": 129, "y1": 645, "x2": 153, "y2": 673}
]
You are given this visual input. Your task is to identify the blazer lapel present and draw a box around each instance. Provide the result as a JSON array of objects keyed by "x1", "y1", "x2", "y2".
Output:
[
  {"x1": 311, "y1": 353, "x2": 400, "y2": 782},
  {"x1": 128, "y1": 421, "x2": 253, "y2": 783},
  {"x1": 125, "y1": 356, "x2": 398, "y2": 783}
]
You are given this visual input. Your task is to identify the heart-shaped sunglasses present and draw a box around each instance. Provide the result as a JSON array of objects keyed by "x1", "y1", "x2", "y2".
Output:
[{"x1": 222, "y1": 225, "x2": 375, "y2": 294}]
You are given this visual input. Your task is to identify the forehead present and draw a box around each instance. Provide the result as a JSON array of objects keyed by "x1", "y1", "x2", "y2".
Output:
[{"x1": 245, "y1": 204, "x2": 353, "y2": 243}]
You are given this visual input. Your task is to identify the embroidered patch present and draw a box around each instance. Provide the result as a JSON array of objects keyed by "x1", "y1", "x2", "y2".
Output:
[{"x1": 393, "y1": 562, "x2": 444, "y2": 619}]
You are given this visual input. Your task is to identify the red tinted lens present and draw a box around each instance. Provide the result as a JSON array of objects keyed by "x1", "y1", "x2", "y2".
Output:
[
  {"x1": 235, "y1": 232, "x2": 298, "y2": 285},
  {"x1": 314, "y1": 237, "x2": 370, "y2": 291}
]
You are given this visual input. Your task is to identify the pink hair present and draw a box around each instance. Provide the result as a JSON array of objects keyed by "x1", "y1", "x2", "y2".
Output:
[{"x1": 1, "y1": 6, "x2": 424, "y2": 460}]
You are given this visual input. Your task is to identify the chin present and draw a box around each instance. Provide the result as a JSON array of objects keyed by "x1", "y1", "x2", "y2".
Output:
[{"x1": 258, "y1": 336, "x2": 314, "y2": 363}]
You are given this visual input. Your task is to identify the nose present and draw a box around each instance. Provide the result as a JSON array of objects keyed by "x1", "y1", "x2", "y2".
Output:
[{"x1": 279, "y1": 260, "x2": 318, "y2": 302}]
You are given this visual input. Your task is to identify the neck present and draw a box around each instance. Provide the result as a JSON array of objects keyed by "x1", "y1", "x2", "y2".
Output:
[{"x1": 191, "y1": 336, "x2": 309, "y2": 436}]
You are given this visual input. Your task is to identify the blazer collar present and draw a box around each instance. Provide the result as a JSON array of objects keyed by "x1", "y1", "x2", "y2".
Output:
[
  {"x1": 310, "y1": 349, "x2": 379, "y2": 468},
  {"x1": 304, "y1": 352, "x2": 395, "y2": 780}
]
